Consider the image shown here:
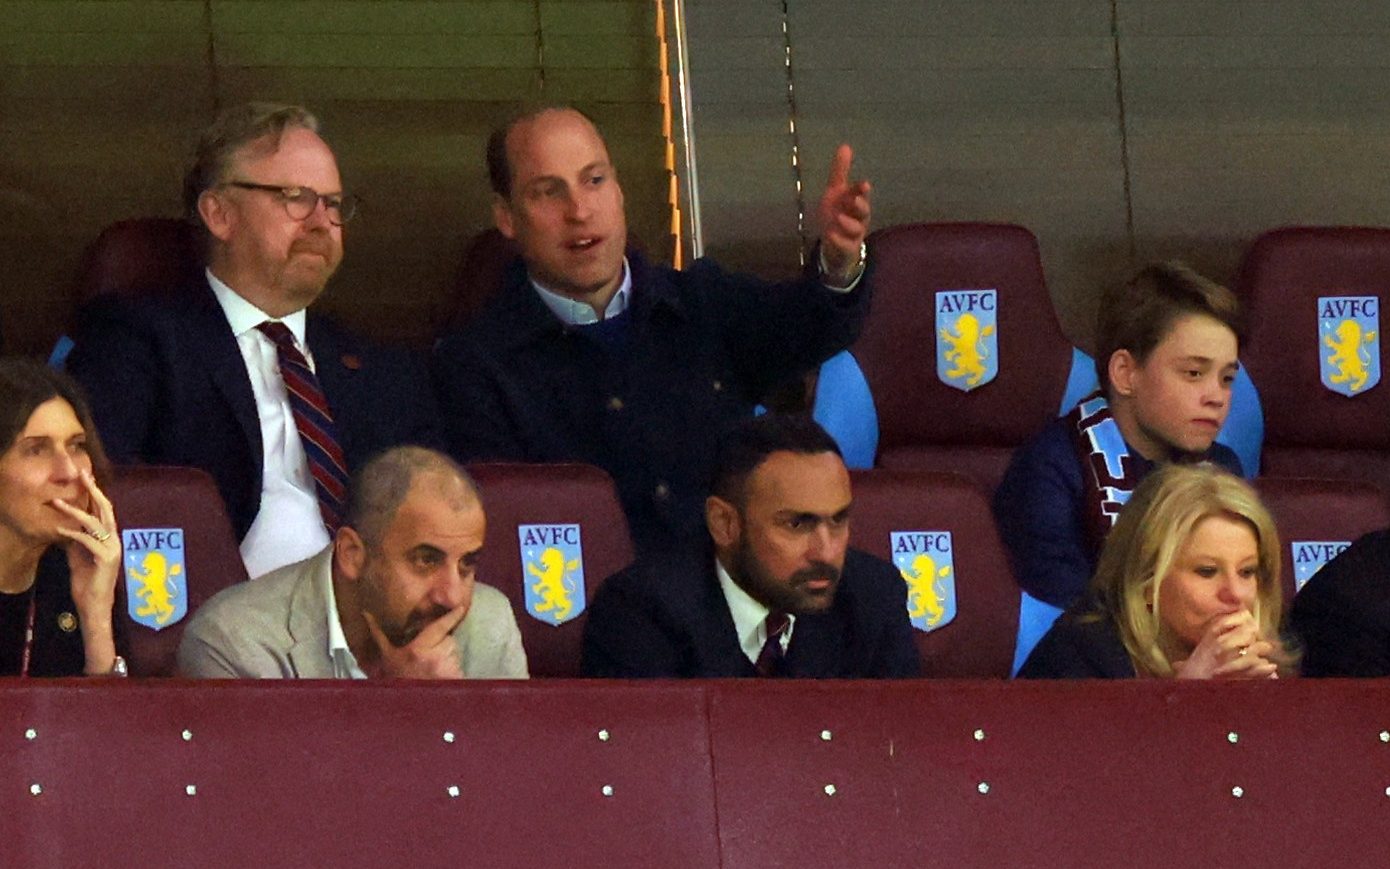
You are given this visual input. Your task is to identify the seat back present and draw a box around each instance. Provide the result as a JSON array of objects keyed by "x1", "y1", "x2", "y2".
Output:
[
  {"x1": 848, "y1": 469, "x2": 1019, "y2": 677},
  {"x1": 1254, "y1": 476, "x2": 1390, "y2": 604},
  {"x1": 75, "y1": 217, "x2": 201, "y2": 304},
  {"x1": 848, "y1": 223, "x2": 1077, "y2": 490},
  {"x1": 443, "y1": 228, "x2": 519, "y2": 334},
  {"x1": 51, "y1": 217, "x2": 203, "y2": 369},
  {"x1": 1237, "y1": 227, "x2": 1390, "y2": 491},
  {"x1": 107, "y1": 465, "x2": 249, "y2": 676},
  {"x1": 467, "y1": 462, "x2": 635, "y2": 677}
]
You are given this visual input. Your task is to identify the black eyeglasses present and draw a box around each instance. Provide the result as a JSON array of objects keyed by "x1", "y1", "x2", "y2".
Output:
[{"x1": 224, "y1": 181, "x2": 360, "y2": 226}]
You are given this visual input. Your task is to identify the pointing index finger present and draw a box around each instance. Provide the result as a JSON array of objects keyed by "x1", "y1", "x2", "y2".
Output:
[{"x1": 826, "y1": 144, "x2": 853, "y2": 190}]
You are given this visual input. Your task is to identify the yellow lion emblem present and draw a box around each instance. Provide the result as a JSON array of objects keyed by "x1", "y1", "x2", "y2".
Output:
[
  {"x1": 1324, "y1": 319, "x2": 1377, "y2": 393},
  {"x1": 900, "y1": 553, "x2": 952, "y2": 628},
  {"x1": 527, "y1": 547, "x2": 580, "y2": 623},
  {"x1": 127, "y1": 552, "x2": 182, "y2": 626},
  {"x1": 940, "y1": 312, "x2": 995, "y2": 387}
]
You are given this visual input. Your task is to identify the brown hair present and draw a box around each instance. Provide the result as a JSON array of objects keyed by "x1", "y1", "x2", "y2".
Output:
[
  {"x1": 486, "y1": 104, "x2": 604, "y2": 200},
  {"x1": 1095, "y1": 261, "x2": 1243, "y2": 393},
  {"x1": 0, "y1": 359, "x2": 111, "y2": 487}
]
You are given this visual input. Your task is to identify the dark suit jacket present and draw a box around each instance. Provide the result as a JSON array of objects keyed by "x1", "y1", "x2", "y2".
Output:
[
  {"x1": 1, "y1": 548, "x2": 126, "y2": 677},
  {"x1": 1015, "y1": 603, "x2": 1137, "y2": 679},
  {"x1": 432, "y1": 251, "x2": 871, "y2": 555},
  {"x1": 1290, "y1": 528, "x2": 1390, "y2": 677},
  {"x1": 581, "y1": 547, "x2": 921, "y2": 678},
  {"x1": 67, "y1": 277, "x2": 442, "y2": 540}
]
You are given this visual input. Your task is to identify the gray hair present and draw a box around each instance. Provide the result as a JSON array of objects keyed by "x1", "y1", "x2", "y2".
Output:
[
  {"x1": 344, "y1": 446, "x2": 481, "y2": 546},
  {"x1": 182, "y1": 102, "x2": 321, "y2": 220}
]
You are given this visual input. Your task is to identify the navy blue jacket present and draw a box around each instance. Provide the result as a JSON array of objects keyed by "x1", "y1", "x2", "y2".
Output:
[
  {"x1": 432, "y1": 252, "x2": 871, "y2": 555},
  {"x1": 993, "y1": 418, "x2": 1244, "y2": 608},
  {"x1": 67, "y1": 278, "x2": 442, "y2": 540},
  {"x1": 581, "y1": 547, "x2": 921, "y2": 678}
]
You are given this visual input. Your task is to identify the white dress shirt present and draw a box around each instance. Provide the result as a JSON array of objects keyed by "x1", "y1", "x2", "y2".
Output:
[
  {"x1": 207, "y1": 269, "x2": 330, "y2": 579},
  {"x1": 716, "y1": 558, "x2": 795, "y2": 664},
  {"x1": 322, "y1": 563, "x2": 368, "y2": 680}
]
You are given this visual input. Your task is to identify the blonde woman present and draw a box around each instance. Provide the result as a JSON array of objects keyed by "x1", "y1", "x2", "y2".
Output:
[{"x1": 1018, "y1": 463, "x2": 1294, "y2": 679}]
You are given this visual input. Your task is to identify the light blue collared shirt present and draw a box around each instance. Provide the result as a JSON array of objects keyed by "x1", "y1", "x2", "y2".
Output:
[
  {"x1": 527, "y1": 251, "x2": 861, "y2": 325},
  {"x1": 530, "y1": 259, "x2": 634, "y2": 325}
]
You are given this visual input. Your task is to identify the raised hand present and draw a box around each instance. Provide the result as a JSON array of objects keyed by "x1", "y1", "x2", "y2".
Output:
[
  {"x1": 817, "y1": 144, "x2": 872, "y2": 281},
  {"x1": 51, "y1": 469, "x2": 120, "y2": 674}
]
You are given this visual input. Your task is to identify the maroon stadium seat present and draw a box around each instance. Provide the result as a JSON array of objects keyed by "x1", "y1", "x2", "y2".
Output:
[
  {"x1": 1254, "y1": 475, "x2": 1390, "y2": 604},
  {"x1": 442, "y1": 227, "x2": 519, "y2": 334},
  {"x1": 849, "y1": 469, "x2": 1019, "y2": 677},
  {"x1": 1237, "y1": 226, "x2": 1390, "y2": 496},
  {"x1": 74, "y1": 217, "x2": 201, "y2": 303},
  {"x1": 852, "y1": 222, "x2": 1077, "y2": 492},
  {"x1": 441, "y1": 228, "x2": 651, "y2": 335},
  {"x1": 106, "y1": 465, "x2": 248, "y2": 676},
  {"x1": 467, "y1": 462, "x2": 634, "y2": 677}
]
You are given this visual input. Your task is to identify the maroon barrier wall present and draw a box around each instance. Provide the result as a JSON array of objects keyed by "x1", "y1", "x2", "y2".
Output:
[{"x1": 4, "y1": 680, "x2": 1390, "y2": 868}]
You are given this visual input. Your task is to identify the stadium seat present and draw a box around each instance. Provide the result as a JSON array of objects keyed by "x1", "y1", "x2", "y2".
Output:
[
  {"x1": 442, "y1": 227, "x2": 519, "y2": 335},
  {"x1": 1254, "y1": 475, "x2": 1390, "y2": 603},
  {"x1": 466, "y1": 462, "x2": 635, "y2": 677},
  {"x1": 106, "y1": 464, "x2": 249, "y2": 676},
  {"x1": 1237, "y1": 226, "x2": 1390, "y2": 496},
  {"x1": 848, "y1": 468, "x2": 1019, "y2": 677},
  {"x1": 441, "y1": 228, "x2": 650, "y2": 336},
  {"x1": 814, "y1": 223, "x2": 1089, "y2": 489},
  {"x1": 51, "y1": 217, "x2": 201, "y2": 368}
]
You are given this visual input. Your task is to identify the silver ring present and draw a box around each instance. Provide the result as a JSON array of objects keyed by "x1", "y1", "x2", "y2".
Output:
[{"x1": 90, "y1": 529, "x2": 111, "y2": 542}]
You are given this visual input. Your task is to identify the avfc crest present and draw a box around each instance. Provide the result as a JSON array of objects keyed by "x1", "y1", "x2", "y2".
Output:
[
  {"x1": 936, "y1": 289, "x2": 998, "y2": 392},
  {"x1": 519, "y1": 524, "x2": 586, "y2": 626},
  {"x1": 122, "y1": 528, "x2": 187, "y2": 631},
  {"x1": 890, "y1": 531, "x2": 957, "y2": 633},
  {"x1": 1291, "y1": 540, "x2": 1350, "y2": 592},
  {"x1": 1319, "y1": 295, "x2": 1380, "y2": 396}
]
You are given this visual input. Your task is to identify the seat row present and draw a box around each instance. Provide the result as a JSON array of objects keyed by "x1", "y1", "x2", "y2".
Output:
[
  {"x1": 107, "y1": 461, "x2": 1390, "y2": 680},
  {"x1": 61, "y1": 219, "x2": 1390, "y2": 501},
  {"x1": 813, "y1": 224, "x2": 1390, "y2": 498}
]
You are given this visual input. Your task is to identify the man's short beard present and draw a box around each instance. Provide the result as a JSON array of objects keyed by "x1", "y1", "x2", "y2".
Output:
[{"x1": 730, "y1": 538, "x2": 841, "y2": 615}]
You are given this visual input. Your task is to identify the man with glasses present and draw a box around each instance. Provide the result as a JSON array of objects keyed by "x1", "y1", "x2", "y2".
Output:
[{"x1": 68, "y1": 102, "x2": 440, "y2": 578}]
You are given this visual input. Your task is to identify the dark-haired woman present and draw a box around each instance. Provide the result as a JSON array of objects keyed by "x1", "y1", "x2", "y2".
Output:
[{"x1": 0, "y1": 360, "x2": 124, "y2": 677}]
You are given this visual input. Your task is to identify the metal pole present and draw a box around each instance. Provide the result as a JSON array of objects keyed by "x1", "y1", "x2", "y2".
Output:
[{"x1": 670, "y1": 0, "x2": 703, "y2": 259}]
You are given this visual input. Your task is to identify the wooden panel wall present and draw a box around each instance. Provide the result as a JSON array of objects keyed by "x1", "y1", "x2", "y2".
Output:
[
  {"x1": 8, "y1": 2, "x2": 1390, "y2": 355},
  {"x1": 1119, "y1": 1, "x2": 1390, "y2": 285},
  {"x1": 681, "y1": 0, "x2": 803, "y2": 276},
  {"x1": 0, "y1": 0, "x2": 666, "y2": 354},
  {"x1": 684, "y1": 0, "x2": 1390, "y2": 350}
]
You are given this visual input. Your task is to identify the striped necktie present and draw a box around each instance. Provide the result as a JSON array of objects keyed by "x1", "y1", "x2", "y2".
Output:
[
  {"x1": 755, "y1": 611, "x2": 791, "y2": 677},
  {"x1": 255, "y1": 321, "x2": 349, "y2": 533}
]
